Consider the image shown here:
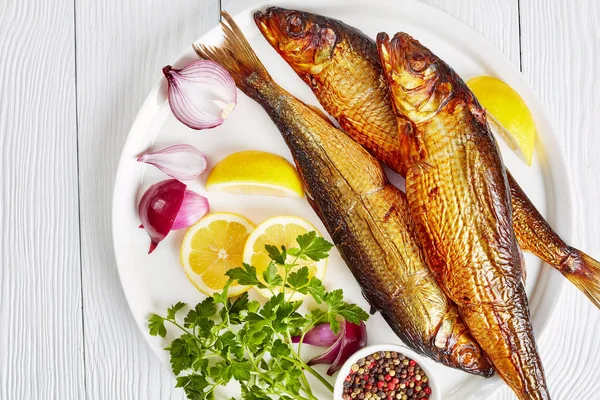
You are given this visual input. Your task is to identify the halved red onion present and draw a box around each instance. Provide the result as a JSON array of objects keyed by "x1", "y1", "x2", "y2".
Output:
[
  {"x1": 163, "y1": 60, "x2": 237, "y2": 130},
  {"x1": 138, "y1": 179, "x2": 209, "y2": 253},
  {"x1": 302, "y1": 321, "x2": 368, "y2": 376},
  {"x1": 138, "y1": 144, "x2": 207, "y2": 180}
]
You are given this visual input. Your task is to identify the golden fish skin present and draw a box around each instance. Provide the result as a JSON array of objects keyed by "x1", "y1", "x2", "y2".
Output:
[
  {"x1": 254, "y1": 7, "x2": 600, "y2": 309},
  {"x1": 194, "y1": 12, "x2": 493, "y2": 377},
  {"x1": 378, "y1": 32, "x2": 549, "y2": 400}
]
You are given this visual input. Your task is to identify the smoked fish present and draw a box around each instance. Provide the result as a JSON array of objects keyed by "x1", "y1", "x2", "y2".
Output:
[
  {"x1": 194, "y1": 12, "x2": 493, "y2": 377},
  {"x1": 255, "y1": 7, "x2": 600, "y2": 309},
  {"x1": 378, "y1": 32, "x2": 549, "y2": 399}
]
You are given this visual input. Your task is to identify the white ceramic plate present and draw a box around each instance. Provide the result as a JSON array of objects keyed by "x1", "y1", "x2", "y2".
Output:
[{"x1": 112, "y1": 0, "x2": 572, "y2": 398}]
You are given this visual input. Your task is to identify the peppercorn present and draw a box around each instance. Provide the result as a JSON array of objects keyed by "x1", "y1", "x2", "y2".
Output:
[{"x1": 341, "y1": 351, "x2": 431, "y2": 399}]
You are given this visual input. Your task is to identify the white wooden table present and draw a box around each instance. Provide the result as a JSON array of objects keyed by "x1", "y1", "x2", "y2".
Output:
[{"x1": 1, "y1": 0, "x2": 599, "y2": 398}]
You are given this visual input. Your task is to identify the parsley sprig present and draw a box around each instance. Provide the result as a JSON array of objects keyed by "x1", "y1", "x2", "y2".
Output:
[{"x1": 148, "y1": 232, "x2": 369, "y2": 399}]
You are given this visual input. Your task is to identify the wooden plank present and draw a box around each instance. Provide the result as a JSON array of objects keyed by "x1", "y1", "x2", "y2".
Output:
[
  {"x1": 0, "y1": 0, "x2": 84, "y2": 399},
  {"x1": 520, "y1": 1, "x2": 600, "y2": 399},
  {"x1": 74, "y1": 0, "x2": 219, "y2": 398}
]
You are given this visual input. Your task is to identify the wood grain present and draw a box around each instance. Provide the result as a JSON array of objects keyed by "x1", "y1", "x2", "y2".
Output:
[
  {"x1": 74, "y1": 0, "x2": 219, "y2": 399},
  {"x1": 519, "y1": 1, "x2": 600, "y2": 399},
  {"x1": 420, "y1": 0, "x2": 520, "y2": 67},
  {"x1": 0, "y1": 0, "x2": 84, "y2": 398}
]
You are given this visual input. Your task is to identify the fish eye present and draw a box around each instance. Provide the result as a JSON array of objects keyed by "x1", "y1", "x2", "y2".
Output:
[
  {"x1": 408, "y1": 53, "x2": 429, "y2": 73},
  {"x1": 286, "y1": 12, "x2": 307, "y2": 37}
]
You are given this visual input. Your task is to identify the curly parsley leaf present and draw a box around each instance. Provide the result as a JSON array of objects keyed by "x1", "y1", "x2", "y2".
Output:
[
  {"x1": 167, "y1": 336, "x2": 196, "y2": 375},
  {"x1": 287, "y1": 231, "x2": 334, "y2": 261},
  {"x1": 265, "y1": 244, "x2": 287, "y2": 265},
  {"x1": 262, "y1": 262, "x2": 283, "y2": 287},
  {"x1": 287, "y1": 266, "x2": 310, "y2": 290},
  {"x1": 325, "y1": 289, "x2": 370, "y2": 333},
  {"x1": 148, "y1": 314, "x2": 167, "y2": 338},
  {"x1": 167, "y1": 302, "x2": 187, "y2": 320},
  {"x1": 226, "y1": 263, "x2": 265, "y2": 287}
]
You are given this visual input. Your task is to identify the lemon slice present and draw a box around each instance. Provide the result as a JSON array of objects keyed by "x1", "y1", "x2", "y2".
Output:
[
  {"x1": 467, "y1": 76, "x2": 537, "y2": 165},
  {"x1": 243, "y1": 216, "x2": 328, "y2": 300},
  {"x1": 206, "y1": 150, "x2": 304, "y2": 197},
  {"x1": 180, "y1": 212, "x2": 255, "y2": 297}
]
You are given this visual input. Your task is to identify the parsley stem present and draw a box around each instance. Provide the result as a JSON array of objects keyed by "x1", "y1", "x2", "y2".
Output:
[
  {"x1": 165, "y1": 319, "x2": 194, "y2": 337},
  {"x1": 300, "y1": 373, "x2": 317, "y2": 400},
  {"x1": 248, "y1": 354, "x2": 310, "y2": 400},
  {"x1": 282, "y1": 356, "x2": 334, "y2": 393},
  {"x1": 297, "y1": 316, "x2": 325, "y2": 358}
]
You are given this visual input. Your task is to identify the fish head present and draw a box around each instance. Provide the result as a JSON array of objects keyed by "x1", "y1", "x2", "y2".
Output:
[
  {"x1": 377, "y1": 32, "x2": 455, "y2": 125},
  {"x1": 434, "y1": 310, "x2": 495, "y2": 377},
  {"x1": 254, "y1": 7, "x2": 339, "y2": 75}
]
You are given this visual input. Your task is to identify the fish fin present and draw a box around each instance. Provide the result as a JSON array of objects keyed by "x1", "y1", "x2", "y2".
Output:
[
  {"x1": 397, "y1": 117, "x2": 427, "y2": 164},
  {"x1": 194, "y1": 11, "x2": 272, "y2": 96},
  {"x1": 563, "y1": 249, "x2": 600, "y2": 309}
]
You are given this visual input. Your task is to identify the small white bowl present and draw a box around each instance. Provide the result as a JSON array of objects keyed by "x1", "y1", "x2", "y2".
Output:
[{"x1": 334, "y1": 344, "x2": 441, "y2": 400}]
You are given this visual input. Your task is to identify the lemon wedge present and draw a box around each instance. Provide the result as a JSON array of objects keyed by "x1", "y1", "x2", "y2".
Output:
[
  {"x1": 243, "y1": 216, "x2": 328, "y2": 300},
  {"x1": 206, "y1": 150, "x2": 304, "y2": 197},
  {"x1": 180, "y1": 212, "x2": 255, "y2": 297},
  {"x1": 467, "y1": 76, "x2": 537, "y2": 165}
]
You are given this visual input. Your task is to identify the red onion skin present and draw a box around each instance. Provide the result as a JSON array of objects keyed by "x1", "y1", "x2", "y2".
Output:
[
  {"x1": 138, "y1": 179, "x2": 186, "y2": 253},
  {"x1": 307, "y1": 334, "x2": 343, "y2": 366},
  {"x1": 163, "y1": 61, "x2": 237, "y2": 130},
  {"x1": 137, "y1": 144, "x2": 207, "y2": 181},
  {"x1": 292, "y1": 323, "x2": 339, "y2": 347},
  {"x1": 326, "y1": 322, "x2": 368, "y2": 375}
]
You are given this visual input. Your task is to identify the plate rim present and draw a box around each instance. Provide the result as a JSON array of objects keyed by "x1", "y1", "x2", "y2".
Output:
[{"x1": 112, "y1": 0, "x2": 572, "y2": 398}]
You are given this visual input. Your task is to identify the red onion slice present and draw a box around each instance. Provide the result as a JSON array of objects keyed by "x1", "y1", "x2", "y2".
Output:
[
  {"x1": 138, "y1": 144, "x2": 207, "y2": 180},
  {"x1": 163, "y1": 60, "x2": 237, "y2": 130}
]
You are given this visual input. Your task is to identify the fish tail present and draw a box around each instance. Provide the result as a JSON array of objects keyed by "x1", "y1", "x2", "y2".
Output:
[
  {"x1": 194, "y1": 11, "x2": 273, "y2": 97},
  {"x1": 563, "y1": 249, "x2": 600, "y2": 309}
]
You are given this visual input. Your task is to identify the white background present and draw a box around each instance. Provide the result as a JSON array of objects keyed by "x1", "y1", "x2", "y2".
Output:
[{"x1": 1, "y1": 0, "x2": 599, "y2": 399}]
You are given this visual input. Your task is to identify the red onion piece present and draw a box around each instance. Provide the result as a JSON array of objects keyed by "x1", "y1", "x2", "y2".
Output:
[
  {"x1": 138, "y1": 144, "x2": 207, "y2": 180},
  {"x1": 171, "y1": 190, "x2": 210, "y2": 230},
  {"x1": 139, "y1": 179, "x2": 186, "y2": 253},
  {"x1": 292, "y1": 323, "x2": 339, "y2": 347},
  {"x1": 163, "y1": 60, "x2": 237, "y2": 130},
  {"x1": 326, "y1": 321, "x2": 368, "y2": 375},
  {"x1": 305, "y1": 321, "x2": 368, "y2": 376},
  {"x1": 307, "y1": 333, "x2": 343, "y2": 366}
]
